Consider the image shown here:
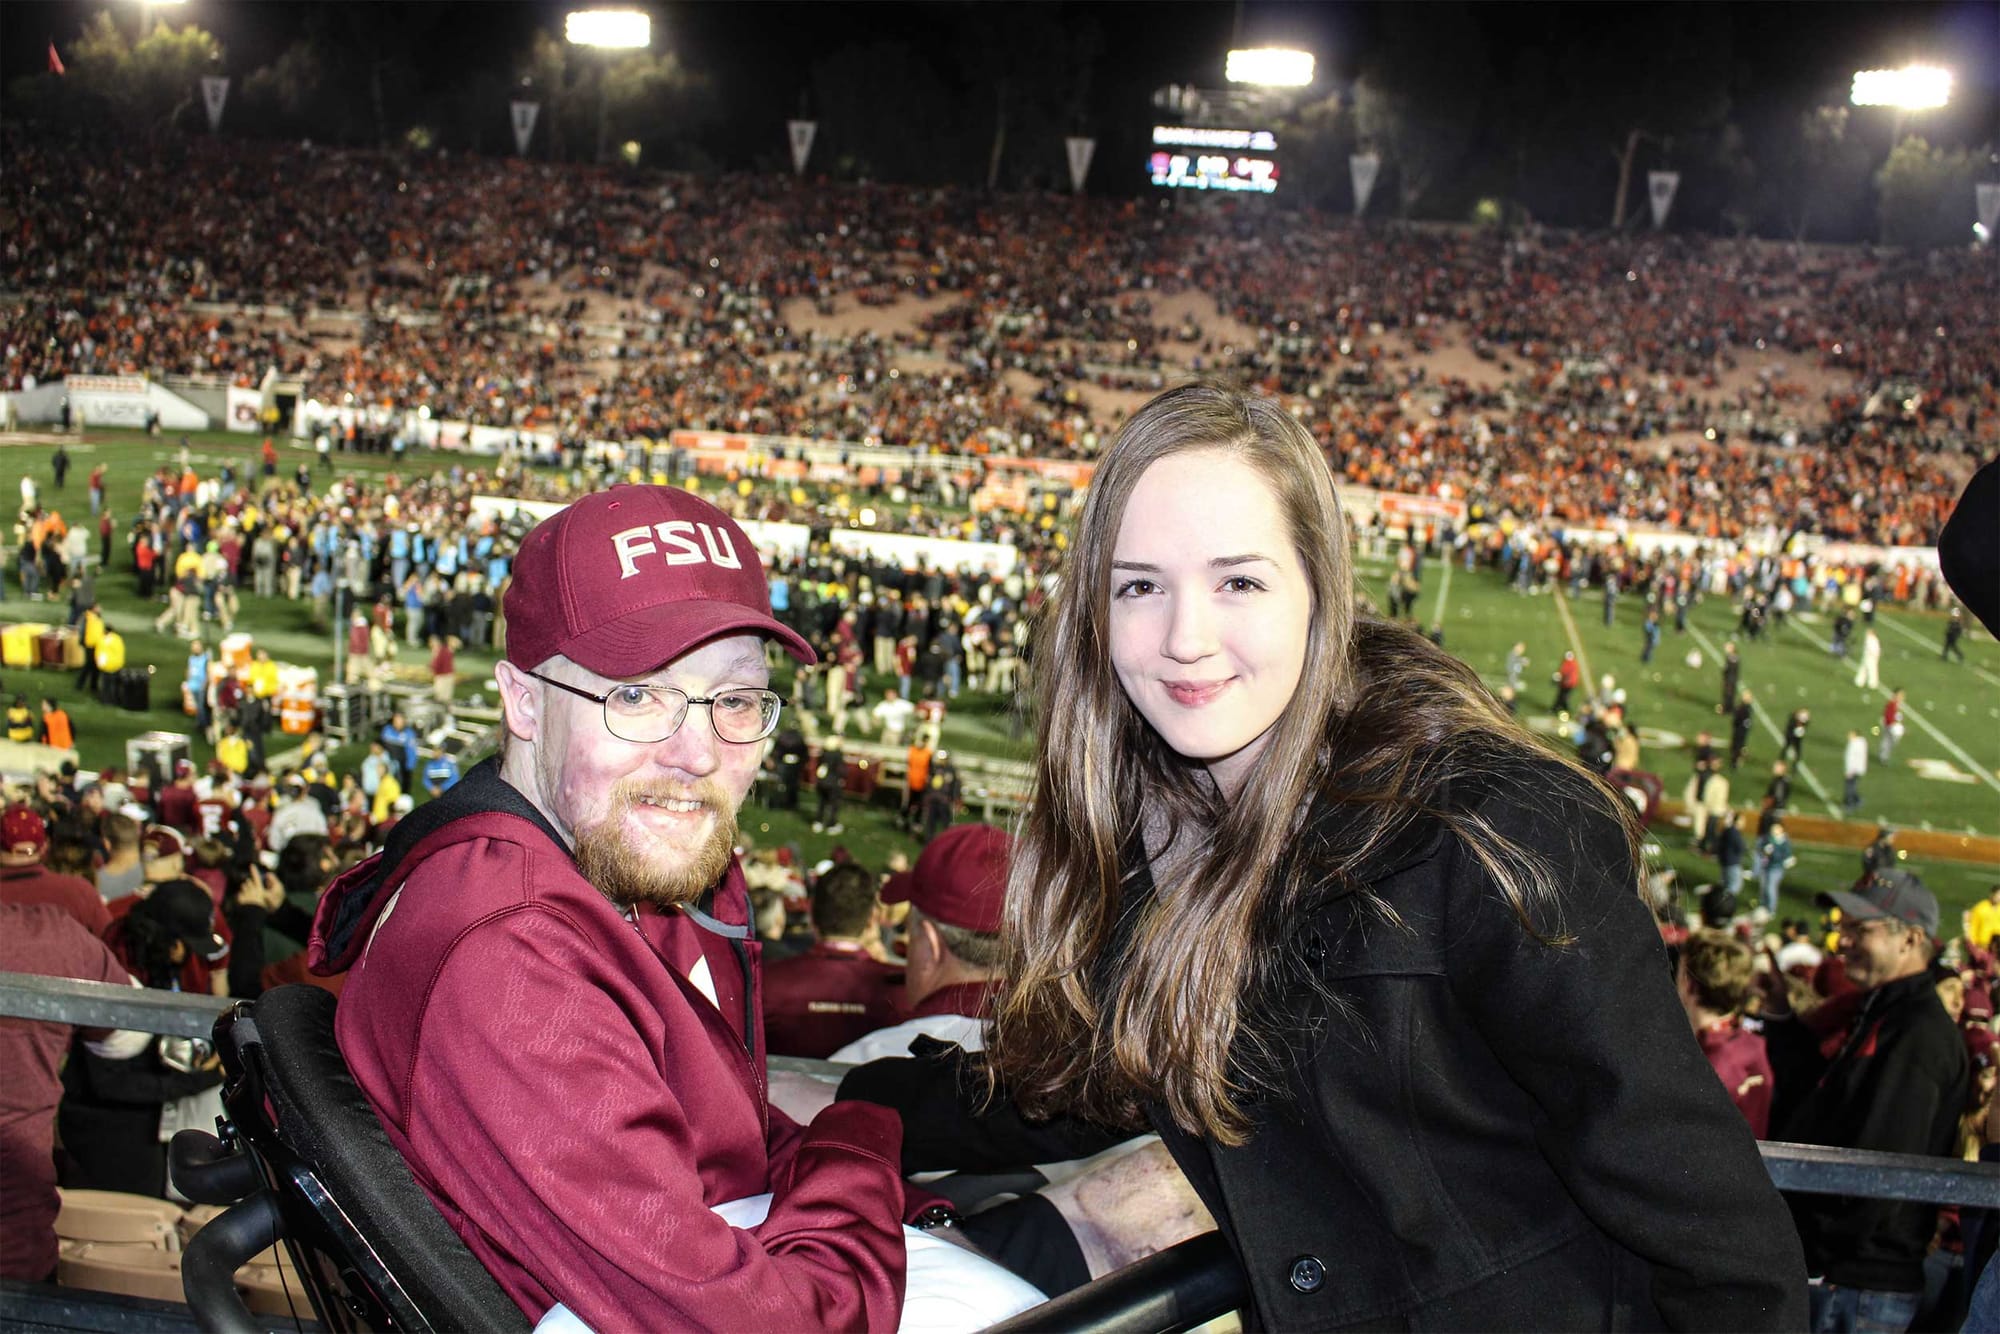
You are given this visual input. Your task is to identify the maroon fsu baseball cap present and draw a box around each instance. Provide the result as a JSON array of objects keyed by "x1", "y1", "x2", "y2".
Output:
[
  {"x1": 0, "y1": 804, "x2": 48, "y2": 858},
  {"x1": 503, "y1": 485, "x2": 813, "y2": 677},
  {"x1": 881, "y1": 823, "x2": 1011, "y2": 935}
]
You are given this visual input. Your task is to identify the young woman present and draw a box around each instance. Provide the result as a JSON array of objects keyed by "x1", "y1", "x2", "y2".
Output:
[{"x1": 978, "y1": 384, "x2": 1806, "y2": 1328}]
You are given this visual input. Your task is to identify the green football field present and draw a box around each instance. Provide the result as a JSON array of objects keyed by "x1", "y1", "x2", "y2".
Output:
[
  {"x1": 1367, "y1": 550, "x2": 2000, "y2": 837},
  {"x1": 8, "y1": 426, "x2": 1995, "y2": 933}
]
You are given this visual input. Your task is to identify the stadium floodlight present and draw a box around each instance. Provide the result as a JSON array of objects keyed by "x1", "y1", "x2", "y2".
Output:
[
  {"x1": 565, "y1": 10, "x2": 651, "y2": 166},
  {"x1": 565, "y1": 9, "x2": 651, "y2": 49},
  {"x1": 1850, "y1": 65, "x2": 1952, "y2": 110},
  {"x1": 1225, "y1": 48, "x2": 1314, "y2": 87}
]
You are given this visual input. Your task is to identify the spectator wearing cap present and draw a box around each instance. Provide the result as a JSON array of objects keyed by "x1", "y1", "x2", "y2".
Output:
[
  {"x1": 761, "y1": 862, "x2": 901, "y2": 1059},
  {"x1": 1762, "y1": 870, "x2": 1970, "y2": 1331},
  {"x1": 1674, "y1": 930, "x2": 1774, "y2": 1138},
  {"x1": 267, "y1": 774, "x2": 330, "y2": 855},
  {"x1": 301, "y1": 485, "x2": 1034, "y2": 1330},
  {"x1": 0, "y1": 803, "x2": 107, "y2": 935},
  {"x1": 61, "y1": 879, "x2": 227, "y2": 1198},
  {"x1": 830, "y1": 823, "x2": 1008, "y2": 1065}
]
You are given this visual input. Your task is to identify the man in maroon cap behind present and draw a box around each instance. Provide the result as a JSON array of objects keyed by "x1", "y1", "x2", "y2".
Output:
[
  {"x1": 830, "y1": 824, "x2": 1009, "y2": 1066},
  {"x1": 0, "y1": 803, "x2": 107, "y2": 935},
  {"x1": 309, "y1": 487, "x2": 1039, "y2": 1332}
]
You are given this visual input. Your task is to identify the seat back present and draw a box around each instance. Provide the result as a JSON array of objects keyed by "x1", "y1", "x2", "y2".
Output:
[{"x1": 211, "y1": 984, "x2": 529, "y2": 1333}]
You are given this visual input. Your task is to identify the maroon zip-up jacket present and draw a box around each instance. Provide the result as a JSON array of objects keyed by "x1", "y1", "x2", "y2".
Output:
[{"x1": 309, "y1": 761, "x2": 910, "y2": 1330}]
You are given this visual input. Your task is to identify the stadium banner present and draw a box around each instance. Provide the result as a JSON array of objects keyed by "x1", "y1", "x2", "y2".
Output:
[
  {"x1": 68, "y1": 375, "x2": 151, "y2": 429},
  {"x1": 463, "y1": 496, "x2": 1012, "y2": 575},
  {"x1": 739, "y1": 519, "x2": 813, "y2": 562},
  {"x1": 983, "y1": 455, "x2": 1097, "y2": 487},
  {"x1": 1647, "y1": 171, "x2": 1679, "y2": 229},
  {"x1": 1066, "y1": 137, "x2": 1096, "y2": 194},
  {"x1": 409, "y1": 418, "x2": 555, "y2": 455},
  {"x1": 467, "y1": 495, "x2": 566, "y2": 527},
  {"x1": 510, "y1": 101, "x2": 540, "y2": 156},
  {"x1": 788, "y1": 120, "x2": 817, "y2": 177},
  {"x1": 201, "y1": 76, "x2": 229, "y2": 132},
  {"x1": 673, "y1": 429, "x2": 752, "y2": 452},
  {"x1": 1350, "y1": 153, "x2": 1380, "y2": 216},
  {"x1": 827, "y1": 527, "x2": 1018, "y2": 577},
  {"x1": 224, "y1": 386, "x2": 262, "y2": 433},
  {"x1": 1979, "y1": 182, "x2": 2000, "y2": 236},
  {"x1": 1809, "y1": 540, "x2": 1941, "y2": 572}
]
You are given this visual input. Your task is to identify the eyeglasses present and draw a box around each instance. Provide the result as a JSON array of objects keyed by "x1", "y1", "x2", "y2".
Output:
[{"x1": 527, "y1": 671, "x2": 783, "y2": 745}]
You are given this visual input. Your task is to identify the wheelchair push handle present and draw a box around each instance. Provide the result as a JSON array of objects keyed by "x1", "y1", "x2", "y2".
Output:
[
  {"x1": 180, "y1": 1191, "x2": 282, "y2": 1334},
  {"x1": 171, "y1": 1127, "x2": 262, "y2": 1205}
]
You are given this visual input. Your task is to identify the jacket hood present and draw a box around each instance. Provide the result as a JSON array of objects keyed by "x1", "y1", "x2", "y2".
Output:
[{"x1": 309, "y1": 757, "x2": 567, "y2": 974}]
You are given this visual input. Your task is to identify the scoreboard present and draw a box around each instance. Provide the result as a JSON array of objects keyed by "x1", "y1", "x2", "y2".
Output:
[{"x1": 1147, "y1": 125, "x2": 1279, "y2": 195}]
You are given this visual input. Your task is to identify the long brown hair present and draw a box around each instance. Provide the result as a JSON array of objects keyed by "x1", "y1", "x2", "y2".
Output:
[{"x1": 988, "y1": 383, "x2": 1640, "y2": 1144}]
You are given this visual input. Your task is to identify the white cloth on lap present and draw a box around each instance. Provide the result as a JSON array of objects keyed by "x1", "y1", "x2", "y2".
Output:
[{"x1": 531, "y1": 1192, "x2": 1046, "y2": 1334}]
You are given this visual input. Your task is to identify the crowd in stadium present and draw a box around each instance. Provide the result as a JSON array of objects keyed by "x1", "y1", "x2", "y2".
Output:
[
  {"x1": 3, "y1": 120, "x2": 1998, "y2": 1330},
  {"x1": 4, "y1": 128, "x2": 1992, "y2": 551}
]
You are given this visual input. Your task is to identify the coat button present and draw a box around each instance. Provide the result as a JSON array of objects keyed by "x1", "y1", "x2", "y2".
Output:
[
  {"x1": 1288, "y1": 1255, "x2": 1326, "y2": 1294},
  {"x1": 1301, "y1": 933, "x2": 1326, "y2": 967}
]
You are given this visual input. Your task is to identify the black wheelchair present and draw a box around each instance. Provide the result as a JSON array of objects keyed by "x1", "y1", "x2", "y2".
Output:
[{"x1": 171, "y1": 984, "x2": 1240, "y2": 1334}]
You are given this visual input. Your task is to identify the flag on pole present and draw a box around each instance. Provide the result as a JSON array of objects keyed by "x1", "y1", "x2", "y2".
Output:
[
  {"x1": 1647, "y1": 171, "x2": 1680, "y2": 230},
  {"x1": 1977, "y1": 182, "x2": 2000, "y2": 237},
  {"x1": 1064, "y1": 137, "x2": 1096, "y2": 194},
  {"x1": 47, "y1": 41, "x2": 65, "y2": 76},
  {"x1": 201, "y1": 76, "x2": 230, "y2": 132},
  {"x1": 1350, "y1": 153, "x2": 1381, "y2": 216},
  {"x1": 510, "y1": 101, "x2": 541, "y2": 156},
  {"x1": 787, "y1": 120, "x2": 817, "y2": 177}
]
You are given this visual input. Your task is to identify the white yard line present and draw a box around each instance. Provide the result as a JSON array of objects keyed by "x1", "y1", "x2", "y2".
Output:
[
  {"x1": 1683, "y1": 620, "x2": 1840, "y2": 816},
  {"x1": 1782, "y1": 616, "x2": 2000, "y2": 799},
  {"x1": 1873, "y1": 612, "x2": 2000, "y2": 692},
  {"x1": 1431, "y1": 557, "x2": 1453, "y2": 627}
]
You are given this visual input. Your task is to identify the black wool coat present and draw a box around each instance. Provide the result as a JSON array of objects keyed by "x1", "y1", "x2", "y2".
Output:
[{"x1": 845, "y1": 759, "x2": 1808, "y2": 1331}]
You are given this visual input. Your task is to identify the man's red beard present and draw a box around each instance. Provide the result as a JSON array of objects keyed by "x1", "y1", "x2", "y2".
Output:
[{"x1": 572, "y1": 778, "x2": 740, "y2": 910}]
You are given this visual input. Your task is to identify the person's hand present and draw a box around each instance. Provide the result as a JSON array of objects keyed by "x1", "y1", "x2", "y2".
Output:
[
  {"x1": 1754, "y1": 945, "x2": 1792, "y2": 1019},
  {"x1": 239, "y1": 866, "x2": 285, "y2": 911}
]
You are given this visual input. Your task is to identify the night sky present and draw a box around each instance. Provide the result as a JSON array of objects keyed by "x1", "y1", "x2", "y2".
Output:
[{"x1": 4, "y1": 1, "x2": 1996, "y2": 174}]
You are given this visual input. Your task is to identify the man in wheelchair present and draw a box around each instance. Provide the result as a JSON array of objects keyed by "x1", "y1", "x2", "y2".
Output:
[{"x1": 302, "y1": 487, "x2": 1043, "y2": 1331}]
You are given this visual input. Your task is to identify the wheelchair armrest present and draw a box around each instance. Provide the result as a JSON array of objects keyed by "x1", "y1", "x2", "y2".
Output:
[
  {"x1": 180, "y1": 1191, "x2": 281, "y2": 1334},
  {"x1": 171, "y1": 1129, "x2": 262, "y2": 1205},
  {"x1": 981, "y1": 1230, "x2": 1244, "y2": 1334}
]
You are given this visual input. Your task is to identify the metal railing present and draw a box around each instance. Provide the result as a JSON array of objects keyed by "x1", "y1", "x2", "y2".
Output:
[
  {"x1": 5, "y1": 971, "x2": 1997, "y2": 1209},
  {"x1": 6, "y1": 970, "x2": 1999, "y2": 1333}
]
